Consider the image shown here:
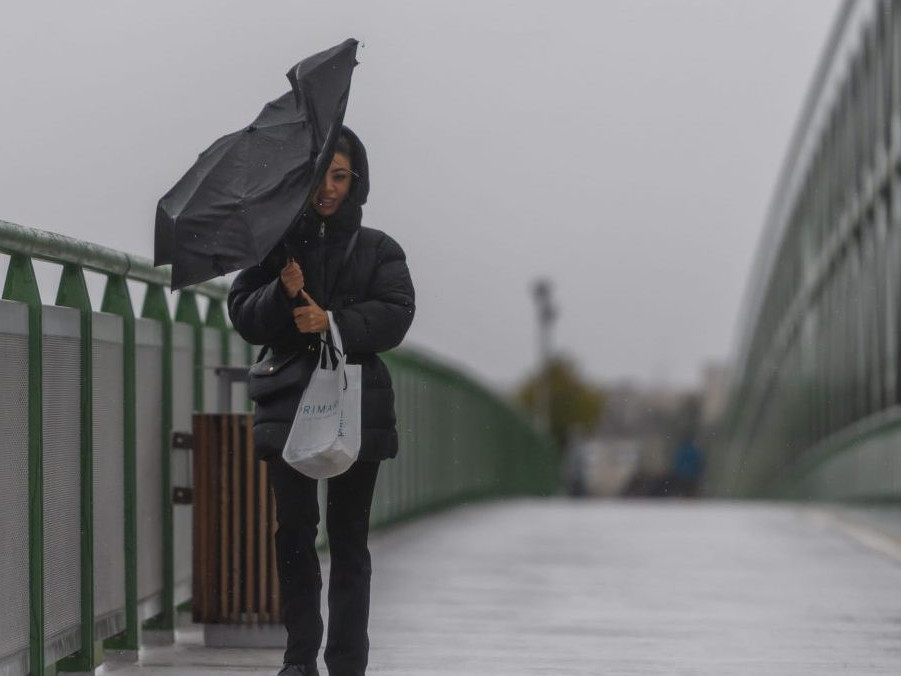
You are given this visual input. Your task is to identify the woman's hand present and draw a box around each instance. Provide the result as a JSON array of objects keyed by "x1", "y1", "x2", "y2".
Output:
[
  {"x1": 280, "y1": 258, "x2": 304, "y2": 299},
  {"x1": 292, "y1": 289, "x2": 329, "y2": 333}
]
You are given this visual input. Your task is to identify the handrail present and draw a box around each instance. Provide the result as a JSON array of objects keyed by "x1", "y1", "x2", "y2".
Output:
[
  {"x1": 710, "y1": 1, "x2": 901, "y2": 500},
  {"x1": 732, "y1": 0, "x2": 859, "y2": 374},
  {"x1": 0, "y1": 219, "x2": 229, "y2": 300}
]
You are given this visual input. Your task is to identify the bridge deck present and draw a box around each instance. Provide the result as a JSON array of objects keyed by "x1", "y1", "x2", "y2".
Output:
[{"x1": 99, "y1": 500, "x2": 901, "y2": 675}]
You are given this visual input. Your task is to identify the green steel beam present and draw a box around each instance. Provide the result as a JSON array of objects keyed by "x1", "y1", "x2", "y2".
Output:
[
  {"x1": 204, "y1": 298, "x2": 228, "y2": 331},
  {"x1": 100, "y1": 275, "x2": 139, "y2": 653},
  {"x1": 176, "y1": 292, "x2": 203, "y2": 412},
  {"x1": 54, "y1": 264, "x2": 100, "y2": 673},
  {"x1": 173, "y1": 289, "x2": 203, "y2": 621},
  {"x1": 206, "y1": 300, "x2": 231, "y2": 396},
  {"x1": 140, "y1": 284, "x2": 175, "y2": 632},
  {"x1": 246, "y1": 342, "x2": 253, "y2": 412},
  {"x1": 2, "y1": 254, "x2": 45, "y2": 676}
]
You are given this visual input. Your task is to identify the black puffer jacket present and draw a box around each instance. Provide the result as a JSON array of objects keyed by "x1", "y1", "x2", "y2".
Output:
[{"x1": 227, "y1": 127, "x2": 415, "y2": 461}]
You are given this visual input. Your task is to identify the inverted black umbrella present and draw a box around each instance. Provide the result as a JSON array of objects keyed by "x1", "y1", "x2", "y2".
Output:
[{"x1": 155, "y1": 38, "x2": 358, "y2": 290}]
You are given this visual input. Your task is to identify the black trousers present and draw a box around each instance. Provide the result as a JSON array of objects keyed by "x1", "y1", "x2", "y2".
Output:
[{"x1": 268, "y1": 458, "x2": 380, "y2": 675}]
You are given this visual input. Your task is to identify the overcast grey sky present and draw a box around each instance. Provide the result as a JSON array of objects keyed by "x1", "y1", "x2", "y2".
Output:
[{"x1": 0, "y1": 0, "x2": 841, "y2": 389}]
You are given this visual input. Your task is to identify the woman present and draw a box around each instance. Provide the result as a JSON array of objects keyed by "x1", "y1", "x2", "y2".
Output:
[{"x1": 228, "y1": 127, "x2": 415, "y2": 676}]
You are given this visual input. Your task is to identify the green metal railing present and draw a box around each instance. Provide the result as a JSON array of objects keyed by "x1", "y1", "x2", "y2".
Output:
[
  {"x1": 707, "y1": 1, "x2": 901, "y2": 501},
  {"x1": 377, "y1": 349, "x2": 558, "y2": 527},
  {"x1": 0, "y1": 219, "x2": 557, "y2": 676},
  {"x1": 1, "y1": 219, "x2": 237, "y2": 676}
]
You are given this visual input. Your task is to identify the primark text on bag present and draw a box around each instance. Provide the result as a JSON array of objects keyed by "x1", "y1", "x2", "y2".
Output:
[{"x1": 282, "y1": 312, "x2": 362, "y2": 478}]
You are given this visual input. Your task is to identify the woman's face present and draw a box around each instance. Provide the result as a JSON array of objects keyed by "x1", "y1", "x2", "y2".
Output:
[{"x1": 312, "y1": 152, "x2": 353, "y2": 217}]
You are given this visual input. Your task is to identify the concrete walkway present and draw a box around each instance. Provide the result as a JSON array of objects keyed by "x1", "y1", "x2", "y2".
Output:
[{"x1": 100, "y1": 500, "x2": 901, "y2": 675}]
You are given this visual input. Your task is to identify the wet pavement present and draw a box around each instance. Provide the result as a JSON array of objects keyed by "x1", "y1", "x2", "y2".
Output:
[{"x1": 99, "y1": 500, "x2": 901, "y2": 675}]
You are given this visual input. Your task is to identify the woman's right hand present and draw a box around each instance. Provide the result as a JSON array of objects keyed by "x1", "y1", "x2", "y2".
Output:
[{"x1": 280, "y1": 258, "x2": 305, "y2": 299}]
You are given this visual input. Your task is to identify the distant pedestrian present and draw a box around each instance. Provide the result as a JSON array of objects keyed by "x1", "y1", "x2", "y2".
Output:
[
  {"x1": 670, "y1": 438, "x2": 704, "y2": 497},
  {"x1": 228, "y1": 127, "x2": 415, "y2": 676}
]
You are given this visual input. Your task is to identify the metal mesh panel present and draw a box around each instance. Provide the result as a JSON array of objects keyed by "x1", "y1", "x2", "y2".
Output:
[
  {"x1": 0, "y1": 302, "x2": 30, "y2": 664},
  {"x1": 92, "y1": 314, "x2": 126, "y2": 630},
  {"x1": 202, "y1": 327, "x2": 222, "y2": 413},
  {"x1": 171, "y1": 323, "x2": 193, "y2": 592},
  {"x1": 173, "y1": 504, "x2": 193, "y2": 595},
  {"x1": 0, "y1": 652, "x2": 29, "y2": 676},
  {"x1": 41, "y1": 306, "x2": 82, "y2": 651},
  {"x1": 135, "y1": 319, "x2": 164, "y2": 605}
]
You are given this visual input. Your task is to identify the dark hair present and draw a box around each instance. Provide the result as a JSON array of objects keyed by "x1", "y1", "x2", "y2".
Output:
[{"x1": 334, "y1": 133, "x2": 354, "y2": 167}]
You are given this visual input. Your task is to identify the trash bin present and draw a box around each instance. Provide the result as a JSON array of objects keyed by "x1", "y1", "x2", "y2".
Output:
[{"x1": 192, "y1": 412, "x2": 286, "y2": 646}]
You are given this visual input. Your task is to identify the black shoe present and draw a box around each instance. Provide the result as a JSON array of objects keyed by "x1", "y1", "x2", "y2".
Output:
[{"x1": 277, "y1": 664, "x2": 319, "y2": 676}]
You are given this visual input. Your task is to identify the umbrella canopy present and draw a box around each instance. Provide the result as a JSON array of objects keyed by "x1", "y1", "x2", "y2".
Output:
[{"x1": 155, "y1": 38, "x2": 358, "y2": 290}]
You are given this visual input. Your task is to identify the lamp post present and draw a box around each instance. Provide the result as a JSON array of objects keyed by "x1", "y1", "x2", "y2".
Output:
[{"x1": 532, "y1": 279, "x2": 557, "y2": 433}]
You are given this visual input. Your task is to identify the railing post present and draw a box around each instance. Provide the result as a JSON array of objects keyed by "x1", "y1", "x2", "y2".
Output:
[
  {"x1": 206, "y1": 298, "x2": 230, "y2": 411},
  {"x1": 54, "y1": 263, "x2": 102, "y2": 673},
  {"x1": 246, "y1": 342, "x2": 254, "y2": 412},
  {"x1": 100, "y1": 275, "x2": 139, "y2": 657},
  {"x1": 176, "y1": 292, "x2": 203, "y2": 413},
  {"x1": 140, "y1": 284, "x2": 175, "y2": 635},
  {"x1": 206, "y1": 297, "x2": 229, "y2": 355},
  {"x1": 2, "y1": 254, "x2": 45, "y2": 676},
  {"x1": 173, "y1": 291, "x2": 202, "y2": 619}
]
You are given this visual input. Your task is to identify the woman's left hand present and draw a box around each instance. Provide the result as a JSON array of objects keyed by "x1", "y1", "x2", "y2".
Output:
[{"x1": 292, "y1": 289, "x2": 329, "y2": 333}]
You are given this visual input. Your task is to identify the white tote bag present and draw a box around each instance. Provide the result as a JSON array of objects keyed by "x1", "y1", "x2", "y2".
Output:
[{"x1": 282, "y1": 312, "x2": 362, "y2": 478}]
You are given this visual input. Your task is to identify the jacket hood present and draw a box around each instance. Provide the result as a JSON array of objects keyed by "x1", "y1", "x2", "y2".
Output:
[
  {"x1": 272, "y1": 126, "x2": 368, "y2": 265},
  {"x1": 296, "y1": 125, "x2": 368, "y2": 238},
  {"x1": 340, "y1": 126, "x2": 369, "y2": 210}
]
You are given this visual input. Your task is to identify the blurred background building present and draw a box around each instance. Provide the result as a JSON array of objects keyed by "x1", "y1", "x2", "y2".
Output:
[{"x1": 517, "y1": 358, "x2": 729, "y2": 498}]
